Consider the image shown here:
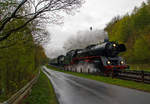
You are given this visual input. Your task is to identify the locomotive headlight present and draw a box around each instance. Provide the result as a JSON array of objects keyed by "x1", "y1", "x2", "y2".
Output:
[
  {"x1": 107, "y1": 61, "x2": 111, "y2": 65},
  {"x1": 120, "y1": 60, "x2": 124, "y2": 64},
  {"x1": 113, "y1": 44, "x2": 116, "y2": 47}
]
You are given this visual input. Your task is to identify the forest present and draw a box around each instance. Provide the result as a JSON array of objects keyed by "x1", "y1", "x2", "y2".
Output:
[
  {"x1": 105, "y1": 1, "x2": 150, "y2": 65},
  {"x1": 0, "y1": 1, "x2": 48, "y2": 101},
  {"x1": 0, "y1": 0, "x2": 83, "y2": 101}
]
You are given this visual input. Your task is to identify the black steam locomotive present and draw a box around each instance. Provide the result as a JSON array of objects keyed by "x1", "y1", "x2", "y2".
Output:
[{"x1": 52, "y1": 41, "x2": 129, "y2": 75}]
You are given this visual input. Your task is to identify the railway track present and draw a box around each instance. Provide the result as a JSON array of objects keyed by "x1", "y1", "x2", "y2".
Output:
[{"x1": 49, "y1": 65, "x2": 150, "y2": 84}]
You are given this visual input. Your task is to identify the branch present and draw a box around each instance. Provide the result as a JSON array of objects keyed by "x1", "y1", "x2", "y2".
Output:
[
  {"x1": 0, "y1": 14, "x2": 38, "y2": 41},
  {"x1": 0, "y1": 0, "x2": 27, "y2": 32},
  {"x1": 0, "y1": 0, "x2": 83, "y2": 42}
]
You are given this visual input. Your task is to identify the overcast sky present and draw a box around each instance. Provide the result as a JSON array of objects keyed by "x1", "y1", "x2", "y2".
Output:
[{"x1": 45, "y1": 0, "x2": 147, "y2": 58}]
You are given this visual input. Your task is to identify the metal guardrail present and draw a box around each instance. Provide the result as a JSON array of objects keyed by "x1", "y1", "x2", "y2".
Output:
[
  {"x1": 0, "y1": 71, "x2": 40, "y2": 104},
  {"x1": 122, "y1": 70, "x2": 150, "y2": 75},
  {"x1": 119, "y1": 70, "x2": 150, "y2": 83}
]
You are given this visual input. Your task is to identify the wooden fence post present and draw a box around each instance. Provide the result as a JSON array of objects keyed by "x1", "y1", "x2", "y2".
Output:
[{"x1": 141, "y1": 70, "x2": 144, "y2": 82}]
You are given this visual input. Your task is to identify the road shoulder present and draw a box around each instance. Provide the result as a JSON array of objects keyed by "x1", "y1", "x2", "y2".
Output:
[
  {"x1": 22, "y1": 71, "x2": 58, "y2": 104},
  {"x1": 47, "y1": 65, "x2": 150, "y2": 93}
]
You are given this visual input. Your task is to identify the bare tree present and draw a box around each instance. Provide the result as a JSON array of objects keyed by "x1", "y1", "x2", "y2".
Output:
[
  {"x1": 32, "y1": 28, "x2": 51, "y2": 45},
  {"x1": 0, "y1": 0, "x2": 84, "y2": 42}
]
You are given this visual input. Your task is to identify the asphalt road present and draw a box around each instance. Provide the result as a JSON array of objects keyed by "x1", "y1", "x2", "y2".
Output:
[{"x1": 43, "y1": 66, "x2": 150, "y2": 104}]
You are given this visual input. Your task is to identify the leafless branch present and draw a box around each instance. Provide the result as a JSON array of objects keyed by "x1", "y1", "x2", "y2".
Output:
[
  {"x1": 0, "y1": 0, "x2": 84, "y2": 43},
  {"x1": 0, "y1": 0, "x2": 27, "y2": 32}
]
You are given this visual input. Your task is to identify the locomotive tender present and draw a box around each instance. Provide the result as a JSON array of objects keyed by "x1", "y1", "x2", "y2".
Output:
[{"x1": 55, "y1": 41, "x2": 129, "y2": 75}]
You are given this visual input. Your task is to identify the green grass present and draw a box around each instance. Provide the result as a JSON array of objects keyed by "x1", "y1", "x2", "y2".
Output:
[
  {"x1": 22, "y1": 71, "x2": 58, "y2": 104},
  {"x1": 129, "y1": 64, "x2": 150, "y2": 72},
  {"x1": 0, "y1": 94, "x2": 8, "y2": 102},
  {"x1": 47, "y1": 65, "x2": 150, "y2": 93},
  {"x1": 0, "y1": 70, "x2": 39, "y2": 103}
]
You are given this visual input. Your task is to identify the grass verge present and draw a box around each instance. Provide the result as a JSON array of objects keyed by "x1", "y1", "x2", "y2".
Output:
[
  {"x1": 129, "y1": 64, "x2": 150, "y2": 72},
  {"x1": 0, "y1": 69, "x2": 39, "y2": 102},
  {"x1": 22, "y1": 71, "x2": 58, "y2": 104},
  {"x1": 47, "y1": 65, "x2": 150, "y2": 93}
]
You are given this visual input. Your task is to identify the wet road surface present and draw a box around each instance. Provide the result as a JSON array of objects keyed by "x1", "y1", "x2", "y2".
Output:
[{"x1": 43, "y1": 66, "x2": 150, "y2": 104}]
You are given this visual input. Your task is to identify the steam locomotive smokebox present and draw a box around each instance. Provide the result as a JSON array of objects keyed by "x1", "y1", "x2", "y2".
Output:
[{"x1": 76, "y1": 42, "x2": 126, "y2": 57}]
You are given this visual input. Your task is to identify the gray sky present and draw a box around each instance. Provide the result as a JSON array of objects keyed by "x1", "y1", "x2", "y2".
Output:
[{"x1": 45, "y1": 0, "x2": 147, "y2": 58}]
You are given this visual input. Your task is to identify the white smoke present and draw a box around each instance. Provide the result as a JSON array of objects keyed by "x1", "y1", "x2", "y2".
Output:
[
  {"x1": 63, "y1": 29, "x2": 108, "y2": 51},
  {"x1": 45, "y1": 48, "x2": 65, "y2": 59},
  {"x1": 45, "y1": 29, "x2": 108, "y2": 59}
]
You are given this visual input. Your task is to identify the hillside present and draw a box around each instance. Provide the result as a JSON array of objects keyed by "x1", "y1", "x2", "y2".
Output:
[{"x1": 105, "y1": 2, "x2": 150, "y2": 64}]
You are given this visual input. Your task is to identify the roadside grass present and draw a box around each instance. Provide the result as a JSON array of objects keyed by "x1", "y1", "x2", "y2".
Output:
[
  {"x1": 47, "y1": 65, "x2": 150, "y2": 93},
  {"x1": 0, "y1": 70, "x2": 39, "y2": 103},
  {"x1": 22, "y1": 71, "x2": 58, "y2": 104},
  {"x1": 129, "y1": 64, "x2": 150, "y2": 72},
  {"x1": 0, "y1": 95, "x2": 7, "y2": 102}
]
